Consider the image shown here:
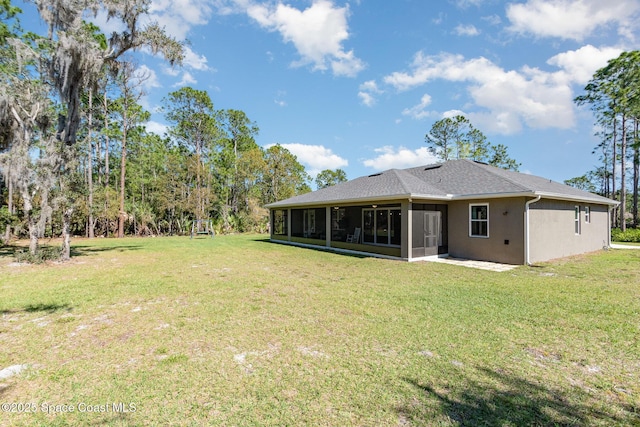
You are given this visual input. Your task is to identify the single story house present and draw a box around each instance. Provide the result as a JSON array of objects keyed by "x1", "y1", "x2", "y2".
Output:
[{"x1": 266, "y1": 159, "x2": 618, "y2": 265}]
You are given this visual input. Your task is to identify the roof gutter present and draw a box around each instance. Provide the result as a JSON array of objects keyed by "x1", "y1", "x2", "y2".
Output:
[
  {"x1": 448, "y1": 191, "x2": 618, "y2": 206},
  {"x1": 524, "y1": 195, "x2": 541, "y2": 266}
]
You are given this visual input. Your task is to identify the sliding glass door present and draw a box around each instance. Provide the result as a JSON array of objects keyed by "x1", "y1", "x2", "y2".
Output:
[{"x1": 362, "y1": 208, "x2": 401, "y2": 246}]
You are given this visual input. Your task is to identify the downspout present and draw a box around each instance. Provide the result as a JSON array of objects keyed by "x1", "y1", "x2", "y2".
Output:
[{"x1": 524, "y1": 195, "x2": 541, "y2": 266}]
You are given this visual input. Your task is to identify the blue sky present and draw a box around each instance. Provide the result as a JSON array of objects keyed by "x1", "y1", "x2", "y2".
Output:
[{"x1": 18, "y1": 0, "x2": 640, "y2": 185}]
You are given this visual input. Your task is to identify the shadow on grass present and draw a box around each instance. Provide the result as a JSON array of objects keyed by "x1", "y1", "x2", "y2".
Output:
[
  {"x1": 69, "y1": 244, "x2": 143, "y2": 257},
  {"x1": 399, "y1": 367, "x2": 630, "y2": 426},
  {"x1": 255, "y1": 238, "x2": 371, "y2": 259},
  {"x1": 0, "y1": 245, "x2": 17, "y2": 258},
  {"x1": 0, "y1": 243, "x2": 143, "y2": 261},
  {"x1": 1, "y1": 302, "x2": 72, "y2": 315}
]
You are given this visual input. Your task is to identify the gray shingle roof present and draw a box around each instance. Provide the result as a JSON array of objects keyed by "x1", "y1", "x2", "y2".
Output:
[{"x1": 267, "y1": 159, "x2": 617, "y2": 208}]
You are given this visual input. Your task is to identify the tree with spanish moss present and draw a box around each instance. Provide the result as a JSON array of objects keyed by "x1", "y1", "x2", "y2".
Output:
[{"x1": 29, "y1": 0, "x2": 184, "y2": 258}]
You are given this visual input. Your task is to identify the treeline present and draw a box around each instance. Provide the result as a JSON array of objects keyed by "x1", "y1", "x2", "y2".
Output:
[
  {"x1": 570, "y1": 51, "x2": 640, "y2": 230},
  {"x1": 1, "y1": 80, "x2": 313, "y2": 238},
  {"x1": 0, "y1": 1, "x2": 312, "y2": 260}
]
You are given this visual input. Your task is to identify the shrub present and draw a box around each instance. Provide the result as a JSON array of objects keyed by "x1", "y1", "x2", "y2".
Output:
[
  {"x1": 14, "y1": 246, "x2": 64, "y2": 264},
  {"x1": 611, "y1": 228, "x2": 640, "y2": 243}
]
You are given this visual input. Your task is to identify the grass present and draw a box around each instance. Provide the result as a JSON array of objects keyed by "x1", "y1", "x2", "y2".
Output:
[{"x1": 0, "y1": 235, "x2": 639, "y2": 426}]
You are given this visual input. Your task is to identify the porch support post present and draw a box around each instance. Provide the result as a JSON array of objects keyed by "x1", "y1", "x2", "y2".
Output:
[
  {"x1": 326, "y1": 206, "x2": 331, "y2": 247},
  {"x1": 401, "y1": 200, "x2": 411, "y2": 260}
]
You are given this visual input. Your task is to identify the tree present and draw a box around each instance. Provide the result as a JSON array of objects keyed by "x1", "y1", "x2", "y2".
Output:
[
  {"x1": 425, "y1": 115, "x2": 469, "y2": 161},
  {"x1": 163, "y1": 87, "x2": 218, "y2": 221},
  {"x1": 0, "y1": 0, "x2": 21, "y2": 46},
  {"x1": 0, "y1": 25, "x2": 56, "y2": 255},
  {"x1": 261, "y1": 145, "x2": 310, "y2": 205},
  {"x1": 425, "y1": 116, "x2": 520, "y2": 170},
  {"x1": 487, "y1": 143, "x2": 520, "y2": 171},
  {"x1": 0, "y1": 0, "x2": 22, "y2": 243},
  {"x1": 564, "y1": 175, "x2": 597, "y2": 192},
  {"x1": 32, "y1": 0, "x2": 184, "y2": 258},
  {"x1": 315, "y1": 169, "x2": 347, "y2": 189},
  {"x1": 212, "y1": 109, "x2": 260, "y2": 231},
  {"x1": 576, "y1": 50, "x2": 640, "y2": 231},
  {"x1": 111, "y1": 62, "x2": 150, "y2": 238}
]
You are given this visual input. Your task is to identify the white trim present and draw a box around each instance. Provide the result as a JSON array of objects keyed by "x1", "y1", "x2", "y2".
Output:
[
  {"x1": 469, "y1": 203, "x2": 489, "y2": 238},
  {"x1": 584, "y1": 206, "x2": 591, "y2": 224}
]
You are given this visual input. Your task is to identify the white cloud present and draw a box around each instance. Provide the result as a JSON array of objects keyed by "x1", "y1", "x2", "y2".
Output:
[
  {"x1": 383, "y1": 51, "x2": 592, "y2": 134},
  {"x1": 359, "y1": 80, "x2": 381, "y2": 93},
  {"x1": 358, "y1": 91, "x2": 376, "y2": 107},
  {"x1": 454, "y1": 24, "x2": 480, "y2": 36},
  {"x1": 135, "y1": 65, "x2": 161, "y2": 90},
  {"x1": 182, "y1": 46, "x2": 211, "y2": 71},
  {"x1": 358, "y1": 80, "x2": 383, "y2": 107},
  {"x1": 246, "y1": 0, "x2": 365, "y2": 77},
  {"x1": 173, "y1": 71, "x2": 197, "y2": 87},
  {"x1": 506, "y1": 0, "x2": 640, "y2": 41},
  {"x1": 547, "y1": 44, "x2": 622, "y2": 85},
  {"x1": 146, "y1": 121, "x2": 169, "y2": 136},
  {"x1": 149, "y1": 0, "x2": 213, "y2": 40},
  {"x1": 363, "y1": 146, "x2": 439, "y2": 171},
  {"x1": 270, "y1": 143, "x2": 348, "y2": 176},
  {"x1": 482, "y1": 14, "x2": 502, "y2": 26},
  {"x1": 402, "y1": 94, "x2": 433, "y2": 119}
]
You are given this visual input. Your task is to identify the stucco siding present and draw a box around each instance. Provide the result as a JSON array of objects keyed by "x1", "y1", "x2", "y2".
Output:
[
  {"x1": 528, "y1": 201, "x2": 609, "y2": 264},
  {"x1": 448, "y1": 198, "x2": 526, "y2": 265}
]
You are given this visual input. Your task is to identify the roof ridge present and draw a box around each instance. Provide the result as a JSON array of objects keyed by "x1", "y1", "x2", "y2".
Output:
[
  {"x1": 393, "y1": 168, "x2": 416, "y2": 194},
  {"x1": 462, "y1": 159, "x2": 530, "y2": 192}
]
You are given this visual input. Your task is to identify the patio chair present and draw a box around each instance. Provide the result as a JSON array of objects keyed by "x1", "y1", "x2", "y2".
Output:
[{"x1": 346, "y1": 227, "x2": 361, "y2": 243}]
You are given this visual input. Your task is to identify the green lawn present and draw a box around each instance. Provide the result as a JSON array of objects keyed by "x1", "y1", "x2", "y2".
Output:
[{"x1": 1, "y1": 235, "x2": 638, "y2": 426}]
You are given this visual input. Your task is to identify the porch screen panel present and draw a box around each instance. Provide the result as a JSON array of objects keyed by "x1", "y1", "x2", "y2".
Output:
[
  {"x1": 363, "y1": 210, "x2": 374, "y2": 243},
  {"x1": 390, "y1": 209, "x2": 401, "y2": 245},
  {"x1": 273, "y1": 210, "x2": 288, "y2": 236},
  {"x1": 376, "y1": 210, "x2": 389, "y2": 244}
]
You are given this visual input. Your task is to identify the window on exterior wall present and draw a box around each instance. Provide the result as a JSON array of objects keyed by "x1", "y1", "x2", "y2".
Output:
[
  {"x1": 574, "y1": 206, "x2": 581, "y2": 235},
  {"x1": 469, "y1": 204, "x2": 489, "y2": 237},
  {"x1": 585, "y1": 206, "x2": 590, "y2": 223}
]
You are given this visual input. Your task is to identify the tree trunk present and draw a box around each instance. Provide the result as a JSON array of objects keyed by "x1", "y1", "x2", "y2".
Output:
[
  {"x1": 118, "y1": 114, "x2": 128, "y2": 238},
  {"x1": 61, "y1": 206, "x2": 73, "y2": 261},
  {"x1": 21, "y1": 191, "x2": 38, "y2": 255},
  {"x1": 612, "y1": 116, "x2": 618, "y2": 228},
  {"x1": 633, "y1": 118, "x2": 639, "y2": 228},
  {"x1": 87, "y1": 88, "x2": 95, "y2": 238},
  {"x1": 4, "y1": 173, "x2": 13, "y2": 243},
  {"x1": 620, "y1": 114, "x2": 627, "y2": 232}
]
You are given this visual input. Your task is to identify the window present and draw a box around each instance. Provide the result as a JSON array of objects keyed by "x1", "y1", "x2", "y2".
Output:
[
  {"x1": 574, "y1": 206, "x2": 580, "y2": 235},
  {"x1": 469, "y1": 204, "x2": 489, "y2": 237},
  {"x1": 585, "y1": 206, "x2": 590, "y2": 223}
]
